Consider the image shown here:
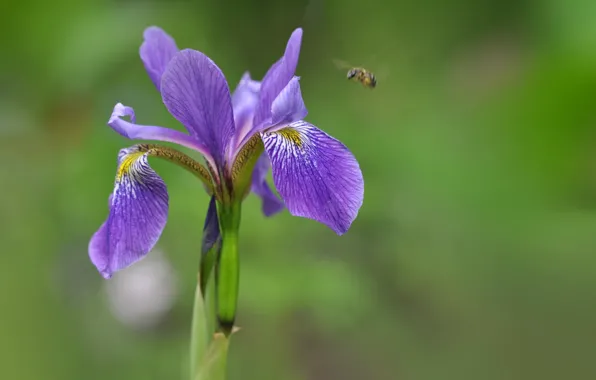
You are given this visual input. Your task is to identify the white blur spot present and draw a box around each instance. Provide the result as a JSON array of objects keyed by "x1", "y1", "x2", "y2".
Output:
[{"x1": 104, "y1": 249, "x2": 178, "y2": 330}]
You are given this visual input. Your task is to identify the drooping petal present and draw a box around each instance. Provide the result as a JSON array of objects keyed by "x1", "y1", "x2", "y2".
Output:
[
  {"x1": 250, "y1": 153, "x2": 285, "y2": 217},
  {"x1": 230, "y1": 72, "x2": 261, "y2": 151},
  {"x1": 253, "y1": 28, "x2": 303, "y2": 128},
  {"x1": 261, "y1": 121, "x2": 363, "y2": 234},
  {"x1": 270, "y1": 76, "x2": 307, "y2": 126},
  {"x1": 161, "y1": 49, "x2": 235, "y2": 168},
  {"x1": 108, "y1": 103, "x2": 214, "y2": 166},
  {"x1": 140, "y1": 27, "x2": 179, "y2": 90},
  {"x1": 89, "y1": 146, "x2": 169, "y2": 278}
]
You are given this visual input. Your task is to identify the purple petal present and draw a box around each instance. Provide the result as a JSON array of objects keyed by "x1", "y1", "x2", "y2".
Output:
[
  {"x1": 140, "y1": 27, "x2": 179, "y2": 90},
  {"x1": 201, "y1": 195, "x2": 221, "y2": 255},
  {"x1": 261, "y1": 121, "x2": 363, "y2": 234},
  {"x1": 254, "y1": 28, "x2": 303, "y2": 129},
  {"x1": 231, "y1": 72, "x2": 261, "y2": 150},
  {"x1": 250, "y1": 153, "x2": 285, "y2": 217},
  {"x1": 108, "y1": 103, "x2": 214, "y2": 165},
  {"x1": 271, "y1": 76, "x2": 307, "y2": 126},
  {"x1": 161, "y1": 49, "x2": 235, "y2": 167},
  {"x1": 89, "y1": 146, "x2": 169, "y2": 278},
  {"x1": 231, "y1": 72, "x2": 261, "y2": 111}
]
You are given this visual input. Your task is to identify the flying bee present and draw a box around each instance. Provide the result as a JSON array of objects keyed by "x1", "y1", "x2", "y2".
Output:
[
  {"x1": 347, "y1": 68, "x2": 377, "y2": 88},
  {"x1": 334, "y1": 59, "x2": 379, "y2": 89}
]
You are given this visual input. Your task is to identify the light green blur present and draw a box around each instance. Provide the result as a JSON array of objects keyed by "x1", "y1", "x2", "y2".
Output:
[{"x1": 1, "y1": 0, "x2": 596, "y2": 379}]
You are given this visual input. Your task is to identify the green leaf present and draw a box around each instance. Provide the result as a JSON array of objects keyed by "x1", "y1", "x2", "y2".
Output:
[
  {"x1": 189, "y1": 279, "x2": 209, "y2": 380},
  {"x1": 194, "y1": 332, "x2": 232, "y2": 380},
  {"x1": 204, "y1": 267, "x2": 218, "y2": 344}
]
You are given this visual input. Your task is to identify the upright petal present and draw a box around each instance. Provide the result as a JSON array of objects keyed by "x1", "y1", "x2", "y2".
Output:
[
  {"x1": 253, "y1": 28, "x2": 303, "y2": 128},
  {"x1": 89, "y1": 146, "x2": 169, "y2": 278},
  {"x1": 250, "y1": 153, "x2": 285, "y2": 217},
  {"x1": 161, "y1": 49, "x2": 235, "y2": 168},
  {"x1": 261, "y1": 121, "x2": 363, "y2": 234},
  {"x1": 231, "y1": 72, "x2": 261, "y2": 151},
  {"x1": 231, "y1": 72, "x2": 260, "y2": 112},
  {"x1": 140, "y1": 27, "x2": 179, "y2": 90},
  {"x1": 270, "y1": 76, "x2": 307, "y2": 126}
]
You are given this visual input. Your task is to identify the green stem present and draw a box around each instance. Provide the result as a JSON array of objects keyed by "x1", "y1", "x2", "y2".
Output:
[{"x1": 215, "y1": 201, "x2": 242, "y2": 334}]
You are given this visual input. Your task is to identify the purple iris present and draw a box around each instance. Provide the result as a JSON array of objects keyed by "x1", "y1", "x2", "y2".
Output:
[{"x1": 89, "y1": 26, "x2": 364, "y2": 279}]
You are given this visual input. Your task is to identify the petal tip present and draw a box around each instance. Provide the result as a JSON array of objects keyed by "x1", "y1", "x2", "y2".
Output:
[
  {"x1": 286, "y1": 29, "x2": 303, "y2": 56},
  {"x1": 330, "y1": 217, "x2": 357, "y2": 236},
  {"x1": 108, "y1": 103, "x2": 135, "y2": 125},
  {"x1": 263, "y1": 200, "x2": 285, "y2": 217},
  {"x1": 100, "y1": 270, "x2": 113, "y2": 279},
  {"x1": 143, "y1": 26, "x2": 166, "y2": 39},
  {"x1": 292, "y1": 28, "x2": 303, "y2": 39}
]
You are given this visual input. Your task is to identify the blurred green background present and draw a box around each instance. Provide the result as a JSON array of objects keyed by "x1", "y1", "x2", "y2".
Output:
[{"x1": 1, "y1": 0, "x2": 596, "y2": 379}]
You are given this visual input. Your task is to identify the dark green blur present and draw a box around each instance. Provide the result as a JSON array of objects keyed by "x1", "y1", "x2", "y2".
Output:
[{"x1": 1, "y1": 0, "x2": 595, "y2": 379}]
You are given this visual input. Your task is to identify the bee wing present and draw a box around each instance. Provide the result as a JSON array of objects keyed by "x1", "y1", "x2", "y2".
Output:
[
  {"x1": 361, "y1": 54, "x2": 388, "y2": 82},
  {"x1": 332, "y1": 58, "x2": 354, "y2": 70}
]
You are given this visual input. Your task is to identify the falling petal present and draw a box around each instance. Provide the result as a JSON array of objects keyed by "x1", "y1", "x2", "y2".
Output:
[
  {"x1": 89, "y1": 146, "x2": 169, "y2": 278},
  {"x1": 250, "y1": 153, "x2": 285, "y2": 216},
  {"x1": 262, "y1": 121, "x2": 363, "y2": 234}
]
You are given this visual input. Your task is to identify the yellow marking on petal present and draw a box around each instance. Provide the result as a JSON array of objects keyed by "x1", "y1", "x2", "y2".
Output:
[
  {"x1": 231, "y1": 133, "x2": 263, "y2": 182},
  {"x1": 116, "y1": 144, "x2": 215, "y2": 194},
  {"x1": 230, "y1": 133, "x2": 264, "y2": 201},
  {"x1": 277, "y1": 127, "x2": 303, "y2": 147},
  {"x1": 117, "y1": 151, "x2": 145, "y2": 181}
]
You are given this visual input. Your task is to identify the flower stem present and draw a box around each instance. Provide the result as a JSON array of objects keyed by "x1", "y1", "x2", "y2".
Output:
[{"x1": 215, "y1": 200, "x2": 242, "y2": 335}]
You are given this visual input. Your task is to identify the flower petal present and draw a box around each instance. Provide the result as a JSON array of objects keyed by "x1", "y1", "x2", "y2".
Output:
[
  {"x1": 270, "y1": 76, "x2": 307, "y2": 126},
  {"x1": 201, "y1": 195, "x2": 221, "y2": 255},
  {"x1": 199, "y1": 195, "x2": 221, "y2": 293},
  {"x1": 231, "y1": 72, "x2": 260, "y2": 112},
  {"x1": 231, "y1": 72, "x2": 261, "y2": 151},
  {"x1": 161, "y1": 49, "x2": 235, "y2": 168},
  {"x1": 261, "y1": 121, "x2": 363, "y2": 234},
  {"x1": 89, "y1": 146, "x2": 169, "y2": 278},
  {"x1": 254, "y1": 28, "x2": 303, "y2": 128},
  {"x1": 250, "y1": 153, "x2": 285, "y2": 217},
  {"x1": 108, "y1": 103, "x2": 214, "y2": 166},
  {"x1": 140, "y1": 27, "x2": 179, "y2": 90}
]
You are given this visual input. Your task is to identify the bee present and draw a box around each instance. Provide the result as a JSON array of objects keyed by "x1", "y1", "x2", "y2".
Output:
[
  {"x1": 333, "y1": 59, "x2": 378, "y2": 89},
  {"x1": 347, "y1": 68, "x2": 377, "y2": 88}
]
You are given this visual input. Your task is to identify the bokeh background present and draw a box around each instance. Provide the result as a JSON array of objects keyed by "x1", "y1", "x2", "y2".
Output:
[{"x1": 2, "y1": 0, "x2": 596, "y2": 379}]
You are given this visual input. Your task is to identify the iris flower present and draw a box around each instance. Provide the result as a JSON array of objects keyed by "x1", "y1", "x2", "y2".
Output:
[{"x1": 89, "y1": 27, "x2": 364, "y2": 286}]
